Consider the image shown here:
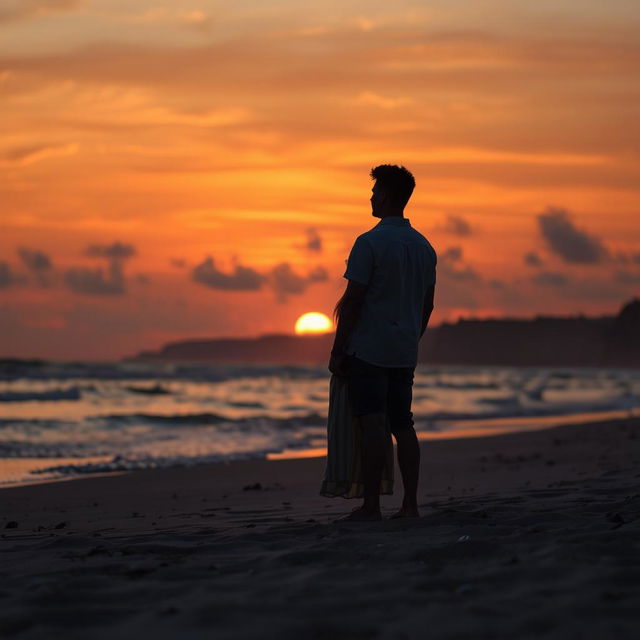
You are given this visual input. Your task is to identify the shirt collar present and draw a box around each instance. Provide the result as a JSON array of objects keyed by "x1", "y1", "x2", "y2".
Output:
[{"x1": 377, "y1": 216, "x2": 411, "y2": 227}]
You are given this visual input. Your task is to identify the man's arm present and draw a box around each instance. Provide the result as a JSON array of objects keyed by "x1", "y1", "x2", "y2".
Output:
[
  {"x1": 420, "y1": 283, "x2": 435, "y2": 338},
  {"x1": 329, "y1": 279, "x2": 367, "y2": 374}
]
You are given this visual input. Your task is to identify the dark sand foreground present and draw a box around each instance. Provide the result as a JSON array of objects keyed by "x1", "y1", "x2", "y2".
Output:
[{"x1": 2, "y1": 417, "x2": 640, "y2": 639}]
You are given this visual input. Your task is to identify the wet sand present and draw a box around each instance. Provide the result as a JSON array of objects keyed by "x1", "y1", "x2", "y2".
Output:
[{"x1": 1, "y1": 416, "x2": 640, "y2": 639}]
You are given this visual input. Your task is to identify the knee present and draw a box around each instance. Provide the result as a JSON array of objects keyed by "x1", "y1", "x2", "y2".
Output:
[
  {"x1": 390, "y1": 412, "x2": 415, "y2": 439},
  {"x1": 391, "y1": 424, "x2": 417, "y2": 441}
]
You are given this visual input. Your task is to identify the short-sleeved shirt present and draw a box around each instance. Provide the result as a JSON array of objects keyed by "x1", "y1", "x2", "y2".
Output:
[{"x1": 343, "y1": 216, "x2": 437, "y2": 367}]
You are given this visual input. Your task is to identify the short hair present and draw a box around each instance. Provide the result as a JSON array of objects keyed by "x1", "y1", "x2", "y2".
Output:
[{"x1": 370, "y1": 164, "x2": 415, "y2": 209}]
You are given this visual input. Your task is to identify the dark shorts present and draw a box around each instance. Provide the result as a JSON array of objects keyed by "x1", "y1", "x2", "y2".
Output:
[{"x1": 346, "y1": 355, "x2": 415, "y2": 434}]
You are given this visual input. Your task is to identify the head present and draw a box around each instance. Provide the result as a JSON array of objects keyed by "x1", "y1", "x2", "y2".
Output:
[{"x1": 370, "y1": 164, "x2": 415, "y2": 218}]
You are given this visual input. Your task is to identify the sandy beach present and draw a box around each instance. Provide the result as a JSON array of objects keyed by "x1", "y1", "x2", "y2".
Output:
[{"x1": 1, "y1": 415, "x2": 639, "y2": 639}]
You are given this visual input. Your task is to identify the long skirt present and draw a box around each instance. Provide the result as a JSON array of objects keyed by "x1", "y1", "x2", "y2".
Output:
[{"x1": 320, "y1": 374, "x2": 394, "y2": 498}]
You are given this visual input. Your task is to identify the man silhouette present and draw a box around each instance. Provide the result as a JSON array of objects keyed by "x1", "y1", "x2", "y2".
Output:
[{"x1": 329, "y1": 165, "x2": 437, "y2": 521}]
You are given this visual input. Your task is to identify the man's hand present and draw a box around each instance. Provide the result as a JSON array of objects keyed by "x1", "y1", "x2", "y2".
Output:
[
  {"x1": 328, "y1": 350, "x2": 349, "y2": 377},
  {"x1": 420, "y1": 283, "x2": 436, "y2": 338}
]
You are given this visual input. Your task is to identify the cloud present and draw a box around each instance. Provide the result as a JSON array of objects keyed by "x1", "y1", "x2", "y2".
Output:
[
  {"x1": 191, "y1": 255, "x2": 328, "y2": 301},
  {"x1": 134, "y1": 273, "x2": 151, "y2": 284},
  {"x1": 0, "y1": 261, "x2": 21, "y2": 288},
  {"x1": 441, "y1": 246, "x2": 462, "y2": 262},
  {"x1": 438, "y1": 246, "x2": 479, "y2": 282},
  {"x1": 3, "y1": 245, "x2": 134, "y2": 294},
  {"x1": 64, "y1": 261, "x2": 125, "y2": 295},
  {"x1": 532, "y1": 271, "x2": 569, "y2": 287},
  {"x1": 0, "y1": 0, "x2": 85, "y2": 24},
  {"x1": 192, "y1": 256, "x2": 265, "y2": 291},
  {"x1": 170, "y1": 258, "x2": 187, "y2": 268},
  {"x1": 549, "y1": 277, "x2": 632, "y2": 303},
  {"x1": 63, "y1": 240, "x2": 136, "y2": 295},
  {"x1": 439, "y1": 215, "x2": 473, "y2": 237},
  {"x1": 433, "y1": 246, "x2": 483, "y2": 308},
  {"x1": 17, "y1": 247, "x2": 53, "y2": 287},
  {"x1": 2, "y1": 10, "x2": 637, "y2": 336},
  {"x1": 351, "y1": 92, "x2": 413, "y2": 109},
  {"x1": 307, "y1": 266, "x2": 328, "y2": 282},
  {"x1": 523, "y1": 251, "x2": 542, "y2": 267},
  {"x1": 416, "y1": 241, "x2": 637, "y2": 316},
  {"x1": 268, "y1": 263, "x2": 328, "y2": 303},
  {"x1": 2, "y1": 22, "x2": 636, "y2": 185},
  {"x1": 1, "y1": 143, "x2": 79, "y2": 167},
  {"x1": 537, "y1": 207, "x2": 608, "y2": 264},
  {"x1": 85, "y1": 241, "x2": 136, "y2": 260},
  {"x1": 614, "y1": 270, "x2": 640, "y2": 285},
  {"x1": 614, "y1": 251, "x2": 640, "y2": 266},
  {"x1": 486, "y1": 278, "x2": 526, "y2": 308},
  {"x1": 0, "y1": 262, "x2": 10, "y2": 287},
  {"x1": 300, "y1": 227, "x2": 322, "y2": 252},
  {"x1": 17, "y1": 247, "x2": 52, "y2": 271},
  {"x1": 125, "y1": 7, "x2": 213, "y2": 33}
]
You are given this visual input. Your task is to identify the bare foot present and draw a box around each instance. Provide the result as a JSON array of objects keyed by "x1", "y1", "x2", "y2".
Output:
[
  {"x1": 335, "y1": 507, "x2": 382, "y2": 522},
  {"x1": 389, "y1": 506, "x2": 420, "y2": 519}
]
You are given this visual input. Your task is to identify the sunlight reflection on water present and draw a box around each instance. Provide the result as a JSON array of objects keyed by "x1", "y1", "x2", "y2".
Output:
[{"x1": 1, "y1": 362, "x2": 639, "y2": 486}]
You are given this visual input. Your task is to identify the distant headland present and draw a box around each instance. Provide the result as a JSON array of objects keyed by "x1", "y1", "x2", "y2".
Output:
[{"x1": 126, "y1": 299, "x2": 640, "y2": 368}]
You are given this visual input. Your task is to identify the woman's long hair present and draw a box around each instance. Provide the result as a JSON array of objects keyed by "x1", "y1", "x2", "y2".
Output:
[{"x1": 333, "y1": 291, "x2": 347, "y2": 325}]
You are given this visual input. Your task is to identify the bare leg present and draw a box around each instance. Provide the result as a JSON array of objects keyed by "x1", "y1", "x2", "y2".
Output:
[
  {"x1": 390, "y1": 427, "x2": 420, "y2": 519},
  {"x1": 337, "y1": 413, "x2": 386, "y2": 522}
]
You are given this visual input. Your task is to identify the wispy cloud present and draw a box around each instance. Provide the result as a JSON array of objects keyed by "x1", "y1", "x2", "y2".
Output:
[
  {"x1": 1, "y1": 143, "x2": 78, "y2": 166},
  {"x1": 351, "y1": 91, "x2": 413, "y2": 109},
  {"x1": 532, "y1": 271, "x2": 569, "y2": 287},
  {"x1": 0, "y1": 0, "x2": 85, "y2": 24},
  {"x1": 124, "y1": 7, "x2": 213, "y2": 33},
  {"x1": 1, "y1": 3, "x2": 639, "y2": 358},
  {"x1": 614, "y1": 270, "x2": 640, "y2": 285}
]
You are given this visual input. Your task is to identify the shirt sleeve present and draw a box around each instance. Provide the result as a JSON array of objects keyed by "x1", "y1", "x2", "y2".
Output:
[{"x1": 343, "y1": 235, "x2": 374, "y2": 285}]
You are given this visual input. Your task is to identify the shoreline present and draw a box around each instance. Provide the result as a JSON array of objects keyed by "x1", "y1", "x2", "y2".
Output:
[
  {"x1": 0, "y1": 415, "x2": 640, "y2": 510},
  {"x1": 2, "y1": 407, "x2": 637, "y2": 490}
]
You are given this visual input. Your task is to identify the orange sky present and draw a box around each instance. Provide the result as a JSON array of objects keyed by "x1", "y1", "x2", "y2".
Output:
[{"x1": 1, "y1": 0, "x2": 639, "y2": 360}]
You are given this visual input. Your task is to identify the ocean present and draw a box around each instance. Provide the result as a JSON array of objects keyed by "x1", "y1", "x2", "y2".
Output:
[{"x1": 1, "y1": 360, "x2": 639, "y2": 487}]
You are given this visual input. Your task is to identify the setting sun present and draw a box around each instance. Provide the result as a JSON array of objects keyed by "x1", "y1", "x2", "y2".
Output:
[{"x1": 294, "y1": 312, "x2": 334, "y2": 335}]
